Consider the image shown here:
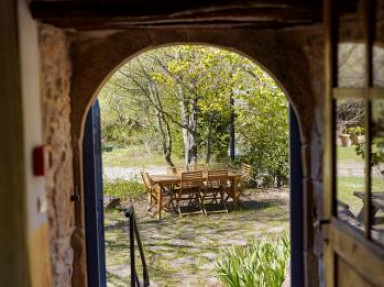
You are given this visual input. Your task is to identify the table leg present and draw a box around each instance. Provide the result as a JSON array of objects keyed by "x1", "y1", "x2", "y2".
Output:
[
  {"x1": 157, "y1": 185, "x2": 163, "y2": 219},
  {"x1": 232, "y1": 177, "x2": 238, "y2": 209}
]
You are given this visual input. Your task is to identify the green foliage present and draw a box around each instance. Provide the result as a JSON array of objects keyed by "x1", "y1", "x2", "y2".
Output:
[
  {"x1": 102, "y1": 142, "x2": 114, "y2": 152},
  {"x1": 99, "y1": 45, "x2": 289, "y2": 179},
  {"x1": 103, "y1": 179, "x2": 146, "y2": 199},
  {"x1": 347, "y1": 126, "x2": 364, "y2": 135},
  {"x1": 235, "y1": 72, "x2": 289, "y2": 186},
  {"x1": 215, "y1": 236, "x2": 290, "y2": 287}
]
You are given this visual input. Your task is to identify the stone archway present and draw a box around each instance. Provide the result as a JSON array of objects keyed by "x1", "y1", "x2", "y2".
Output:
[{"x1": 68, "y1": 27, "x2": 323, "y2": 286}]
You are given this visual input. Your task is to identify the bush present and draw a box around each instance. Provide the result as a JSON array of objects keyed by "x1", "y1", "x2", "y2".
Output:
[
  {"x1": 215, "y1": 236, "x2": 289, "y2": 287},
  {"x1": 102, "y1": 142, "x2": 114, "y2": 152},
  {"x1": 103, "y1": 179, "x2": 146, "y2": 200}
]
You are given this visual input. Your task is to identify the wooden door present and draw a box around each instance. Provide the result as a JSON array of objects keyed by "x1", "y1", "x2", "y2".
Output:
[
  {"x1": 83, "y1": 100, "x2": 107, "y2": 287},
  {"x1": 324, "y1": 0, "x2": 384, "y2": 286}
]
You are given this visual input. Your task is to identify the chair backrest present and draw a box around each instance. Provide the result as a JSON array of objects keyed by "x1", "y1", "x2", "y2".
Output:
[
  {"x1": 166, "y1": 166, "x2": 186, "y2": 175},
  {"x1": 206, "y1": 163, "x2": 226, "y2": 171},
  {"x1": 206, "y1": 170, "x2": 228, "y2": 188},
  {"x1": 241, "y1": 163, "x2": 252, "y2": 177},
  {"x1": 180, "y1": 171, "x2": 204, "y2": 188},
  {"x1": 188, "y1": 164, "x2": 207, "y2": 172},
  {"x1": 140, "y1": 171, "x2": 153, "y2": 190}
]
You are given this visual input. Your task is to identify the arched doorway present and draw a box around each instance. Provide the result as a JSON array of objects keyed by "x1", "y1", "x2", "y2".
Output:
[{"x1": 81, "y1": 43, "x2": 304, "y2": 286}]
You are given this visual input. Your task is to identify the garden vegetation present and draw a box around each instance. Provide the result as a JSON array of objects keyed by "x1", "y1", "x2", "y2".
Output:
[
  {"x1": 216, "y1": 236, "x2": 290, "y2": 287},
  {"x1": 99, "y1": 45, "x2": 289, "y2": 187}
]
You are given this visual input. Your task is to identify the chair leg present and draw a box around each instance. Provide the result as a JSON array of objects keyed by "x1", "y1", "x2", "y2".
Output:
[
  {"x1": 168, "y1": 196, "x2": 177, "y2": 214},
  {"x1": 147, "y1": 198, "x2": 157, "y2": 212},
  {"x1": 220, "y1": 190, "x2": 229, "y2": 213},
  {"x1": 175, "y1": 192, "x2": 183, "y2": 217},
  {"x1": 147, "y1": 193, "x2": 152, "y2": 211},
  {"x1": 197, "y1": 192, "x2": 206, "y2": 216}
]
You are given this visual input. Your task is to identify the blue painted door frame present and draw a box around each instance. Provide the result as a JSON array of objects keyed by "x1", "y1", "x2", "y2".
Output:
[
  {"x1": 289, "y1": 105, "x2": 304, "y2": 287},
  {"x1": 83, "y1": 100, "x2": 107, "y2": 287}
]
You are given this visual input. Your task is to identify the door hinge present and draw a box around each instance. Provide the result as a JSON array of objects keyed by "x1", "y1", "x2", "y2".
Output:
[{"x1": 314, "y1": 219, "x2": 331, "y2": 243}]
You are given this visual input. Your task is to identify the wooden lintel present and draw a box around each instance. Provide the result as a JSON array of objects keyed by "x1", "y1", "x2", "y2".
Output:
[{"x1": 30, "y1": 0, "x2": 321, "y2": 30}]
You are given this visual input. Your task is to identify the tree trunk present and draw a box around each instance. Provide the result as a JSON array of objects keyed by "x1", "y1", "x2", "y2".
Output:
[
  {"x1": 179, "y1": 105, "x2": 198, "y2": 167},
  {"x1": 229, "y1": 94, "x2": 235, "y2": 161},
  {"x1": 185, "y1": 96, "x2": 198, "y2": 166},
  {"x1": 205, "y1": 112, "x2": 215, "y2": 164},
  {"x1": 149, "y1": 82, "x2": 175, "y2": 167},
  {"x1": 177, "y1": 83, "x2": 198, "y2": 167},
  {"x1": 177, "y1": 83, "x2": 190, "y2": 166},
  {"x1": 153, "y1": 106, "x2": 174, "y2": 167},
  {"x1": 163, "y1": 116, "x2": 174, "y2": 167}
]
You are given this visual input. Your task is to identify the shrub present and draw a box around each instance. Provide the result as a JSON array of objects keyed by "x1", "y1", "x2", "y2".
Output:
[
  {"x1": 102, "y1": 142, "x2": 114, "y2": 152},
  {"x1": 103, "y1": 179, "x2": 146, "y2": 200},
  {"x1": 215, "y1": 236, "x2": 289, "y2": 287},
  {"x1": 347, "y1": 126, "x2": 364, "y2": 135}
]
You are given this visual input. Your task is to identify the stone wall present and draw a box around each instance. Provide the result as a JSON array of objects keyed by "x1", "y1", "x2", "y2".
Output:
[
  {"x1": 68, "y1": 26, "x2": 324, "y2": 286},
  {"x1": 37, "y1": 23, "x2": 326, "y2": 286},
  {"x1": 39, "y1": 24, "x2": 75, "y2": 287}
]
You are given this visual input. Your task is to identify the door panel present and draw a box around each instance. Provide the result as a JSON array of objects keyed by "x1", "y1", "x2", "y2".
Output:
[
  {"x1": 324, "y1": 0, "x2": 384, "y2": 286},
  {"x1": 337, "y1": 258, "x2": 370, "y2": 287}
]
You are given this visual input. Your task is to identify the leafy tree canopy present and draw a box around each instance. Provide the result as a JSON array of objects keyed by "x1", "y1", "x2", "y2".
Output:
[{"x1": 99, "y1": 45, "x2": 289, "y2": 187}]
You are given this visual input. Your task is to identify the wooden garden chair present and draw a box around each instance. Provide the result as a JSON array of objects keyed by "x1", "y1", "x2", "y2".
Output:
[
  {"x1": 166, "y1": 166, "x2": 187, "y2": 175},
  {"x1": 188, "y1": 164, "x2": 207, "y2": 172},
  {"x1": 202, "y1": 170, "x2": 229, "y2": 215},
  {"x1": 225, "y1": 163, "x2": 253, "y2": 205},
  {"x1": 237, "y1": 163, "x2": 253, "y2": 203},
  {"x1": 140, "y1": 171, "x2": 175, "y2": 214},
  {"x1": 173, "y1": 171, "x2": 205, "y2": 217}
]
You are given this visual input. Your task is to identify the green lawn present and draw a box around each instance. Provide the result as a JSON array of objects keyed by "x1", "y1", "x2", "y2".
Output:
[
  {"x1": 104, "y1": 145, "x2": 362, "y2": 168},
  {"x1": 337, "y1": 146, "x2": 363, "y2": 164},
  {"x1": 102, "y1": 145, "x2": 229, "y2": 168},
  {"x1": 337, "y1": 146, "x2": 384, "y2": 215},
  {"x1": 103, "y1": 145, "x2": 185, "y2": 167},
  {"x1": 337, "y1": 176, "x2": 384, "y2": 215}
]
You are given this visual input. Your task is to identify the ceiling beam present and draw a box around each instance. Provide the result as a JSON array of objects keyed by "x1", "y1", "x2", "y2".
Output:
[{"x1": 30, "y1": 0, "x2": 321, "y2": 30}]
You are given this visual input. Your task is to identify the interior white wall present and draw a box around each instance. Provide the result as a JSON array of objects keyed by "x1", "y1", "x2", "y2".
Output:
[{"x1": 18, "y1": 0, "x2": 47, "y2": 233}]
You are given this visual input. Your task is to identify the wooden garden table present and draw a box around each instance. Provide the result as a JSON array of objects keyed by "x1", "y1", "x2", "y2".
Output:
[{"x1": 149, "y1": 171, "x2": 242, "y2": 219}]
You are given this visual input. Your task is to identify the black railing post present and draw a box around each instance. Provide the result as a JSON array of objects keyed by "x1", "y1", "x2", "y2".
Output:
[
  {"x1": 125, "y1": 204, "x2": 150, "y2": 287},
  {"x1": 133, "y1": 215, "x2": 149, "y2": 286},
  {"x1": 127, "y1": 207, "x2": 136, "y2": 287}
]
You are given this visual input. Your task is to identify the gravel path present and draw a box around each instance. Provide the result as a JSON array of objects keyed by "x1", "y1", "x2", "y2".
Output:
[
  {"x1": 104, "y1": 163, "x2": 375, "y2": 181},
  {"x1": 337, "y1": 163, "x2": 383, "y2": 177},
  {"x1": 103, "y1": 166, "x2": 167, "y2": 181}
]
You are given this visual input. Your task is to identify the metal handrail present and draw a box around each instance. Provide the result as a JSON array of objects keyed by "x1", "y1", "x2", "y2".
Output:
[{"x1": 125, "y1": 204, "x2": 150, "y2": 287}]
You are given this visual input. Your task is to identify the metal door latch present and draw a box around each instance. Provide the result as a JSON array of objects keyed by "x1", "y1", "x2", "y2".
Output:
[{"x1": 71, "y1": 186, "x2": 80, "y2": 202}]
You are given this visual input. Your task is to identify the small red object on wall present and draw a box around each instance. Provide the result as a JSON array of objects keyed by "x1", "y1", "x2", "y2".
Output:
[{"x1": 33, "y1": 145, "x2": 53, "y2": 176}]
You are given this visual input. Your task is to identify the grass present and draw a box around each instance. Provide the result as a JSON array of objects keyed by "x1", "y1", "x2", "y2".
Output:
[
  {"x1": 337, "y1": 176, "x2": 384, "y2": 215},
  {"x1": 337, "y1": 146, "x2": 363, "y2": 164},
  {"x1": 102, "y1": 145, "x2": 185, "y2": 167},
  {"x1": 102, "y1": 144, "x2": 236, "y2": 168}
]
